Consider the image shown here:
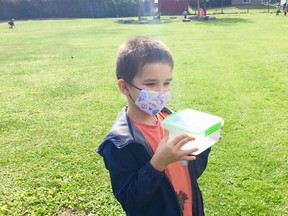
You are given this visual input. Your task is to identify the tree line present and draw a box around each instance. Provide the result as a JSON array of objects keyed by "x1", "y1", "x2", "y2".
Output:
[
  {"x1": 0, "y1": 0, "x2": 232, "y2": 20},
  {"x1": 0, "y1": 0, "x2": 140, "y2": 20}
]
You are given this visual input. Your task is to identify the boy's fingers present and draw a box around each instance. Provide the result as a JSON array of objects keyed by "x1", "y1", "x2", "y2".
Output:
[
  {"x1": 171, "y1": 134, "x2": 192, "y2": 145},
  {"x1": 175, "y1": 135, "x2": 195, "y2": 148},
  {"x1": 181, "y1": 155, "x2": 197, "y2": 161},
  {"x1": 181, "y1": 148, "x2": 198, "y2": 156}
]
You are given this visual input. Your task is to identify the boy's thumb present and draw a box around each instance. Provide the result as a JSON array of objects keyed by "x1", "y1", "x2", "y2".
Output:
[{"x1": 163, "y1": 129, "x2": 170, "y2": 140}]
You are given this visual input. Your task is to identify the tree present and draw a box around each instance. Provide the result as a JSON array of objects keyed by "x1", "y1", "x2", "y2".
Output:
[{"x1": 112, "y1": 0, "x2": 137, "y2": 17}]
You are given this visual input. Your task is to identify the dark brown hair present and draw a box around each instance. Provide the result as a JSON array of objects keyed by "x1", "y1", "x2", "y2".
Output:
[{"x1": 116, "y1": 36, "x2": 174, "y2": 83}]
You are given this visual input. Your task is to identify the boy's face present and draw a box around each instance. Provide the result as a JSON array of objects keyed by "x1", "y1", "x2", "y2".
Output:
[
  {"x1": 119, "y1": 62, "x2": 173, "y2": 117},
  {"x1": 130, "y1": 62, "x2": 173, "y2": 94}
]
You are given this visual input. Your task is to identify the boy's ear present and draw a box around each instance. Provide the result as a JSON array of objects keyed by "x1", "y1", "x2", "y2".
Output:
[{"x1": 117, "y1": 79, "x2": 130, "y2": 96}]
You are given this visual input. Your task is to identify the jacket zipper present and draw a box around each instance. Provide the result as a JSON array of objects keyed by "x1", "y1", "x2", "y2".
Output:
[
  {"x1": 142, "y1": 144, "x2": 183, "y2": 216},
  {"x1": 127, "y1": 109, "x2": 183, "y2": 215},
  {"x1": 163, "y1": 172, "x2": 183, "y2": 216}
]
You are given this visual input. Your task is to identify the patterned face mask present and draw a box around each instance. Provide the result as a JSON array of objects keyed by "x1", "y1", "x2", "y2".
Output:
[{"x1": 129, "y1": 84, "x2": 172, "y2": 116}]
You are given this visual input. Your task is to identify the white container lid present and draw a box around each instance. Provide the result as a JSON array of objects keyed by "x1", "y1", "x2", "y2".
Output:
[{"x1": 161, "y1": 109, "x2": 224, "y2": 136}]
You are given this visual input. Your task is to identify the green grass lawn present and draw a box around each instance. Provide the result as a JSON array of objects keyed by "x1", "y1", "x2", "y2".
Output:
[{"x1": 0, "y1": 11, "x2": 287, "y2": 215}]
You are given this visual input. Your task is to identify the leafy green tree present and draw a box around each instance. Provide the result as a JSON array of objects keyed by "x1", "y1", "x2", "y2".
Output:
[{"x1": 111, "y1": 0, "x2": 136, "y2": 17}]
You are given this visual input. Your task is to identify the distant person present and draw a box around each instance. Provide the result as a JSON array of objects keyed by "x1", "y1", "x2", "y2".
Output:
[
  {"x1": 200, "y1": 8, "x2": 205, "y2": 17},
  {"x1": 8, "y1": 19, "x2": 15, "y2": 28},
  {"x1": 157, "y1": 12, "x2": 161, "y2": 19},
  {"x1": 284, "y1": 4, "x2": 288, "y2": 16},
  {"x1": 153, "y1": 12, "x2": 161, "y2": 20},
  {"x1": 183, "y1": 9, "x2": 188, "y2": 19},
  {"x1": 276, "y1": 3, "x2": 281, "y2": 15}
]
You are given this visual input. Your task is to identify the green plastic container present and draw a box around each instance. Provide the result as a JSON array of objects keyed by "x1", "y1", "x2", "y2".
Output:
[{"x1": 161, "y1": 109, "x2": 224, "y2": 155}]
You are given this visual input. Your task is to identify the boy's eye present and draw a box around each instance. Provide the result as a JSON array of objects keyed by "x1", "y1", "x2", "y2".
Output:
[
  {"x1": 144, "y1": 82, "x2": 171, "y2": 87},
  {"x1": 145, "y1": 83, "x2": 155, "y2": 86}
]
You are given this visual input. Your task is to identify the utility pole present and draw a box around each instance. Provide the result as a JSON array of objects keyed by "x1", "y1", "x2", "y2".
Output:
[
  {"x1": 138, "y1": 0, "x2": 141, "y2": 20},
  {"x1": 197, "y1": 0, "x2": 200, "y2": 18}
]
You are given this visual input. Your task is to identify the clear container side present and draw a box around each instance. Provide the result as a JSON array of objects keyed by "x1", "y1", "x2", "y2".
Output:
[
  {"x1": 181, "y1": 130, "x2": 220, "y2": 155},
  {"x1": 162, "y1": 109, "x2": 224, "y2": 134}
]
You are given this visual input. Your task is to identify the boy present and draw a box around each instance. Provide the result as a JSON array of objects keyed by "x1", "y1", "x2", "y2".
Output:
[
  {"x1": 97, "y1": 36, "x2": 211, "y2": 216},
  {"x1": 8, "y1": 19, "x2": 15, "y2": 28}
]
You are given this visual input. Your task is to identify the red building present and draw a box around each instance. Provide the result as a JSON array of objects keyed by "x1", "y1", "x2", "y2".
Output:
[{"x1": 158, "y1": 0, "x2": 189, "y2": 15}]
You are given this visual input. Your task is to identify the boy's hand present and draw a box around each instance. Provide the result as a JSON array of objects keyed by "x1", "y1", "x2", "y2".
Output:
[{"x1": 150, "y1": 129, "x2": 198, "y2": 172}]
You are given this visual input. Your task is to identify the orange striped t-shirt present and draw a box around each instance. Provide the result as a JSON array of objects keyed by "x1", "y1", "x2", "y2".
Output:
[{"x1": 132, "y1": 112, "x2": 192, "y2": 216}]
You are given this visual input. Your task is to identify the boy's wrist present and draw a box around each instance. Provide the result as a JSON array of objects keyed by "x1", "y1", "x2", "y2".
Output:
[{"x1": 150, "y1": 157, "x2": 165, "y2": 172}]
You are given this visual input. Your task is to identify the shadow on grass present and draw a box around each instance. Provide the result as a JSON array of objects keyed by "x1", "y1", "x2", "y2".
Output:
[
  {"x1": 197, "y1": 17, "x2": 253, "y2": 25},
  {"x1": 116, "y1": 17, "x2": 252, "y2": 26},
  {"x1": 234, "y1": 5, "x2": 277, "y2": 10},
  {"x1": 116, "y1": 18, "x2": 173, "y2": 25}
]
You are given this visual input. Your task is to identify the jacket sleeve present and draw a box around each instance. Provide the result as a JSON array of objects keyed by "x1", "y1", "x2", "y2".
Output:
[
  {"x1": 190, "y1": 147, "x2": 211, "y2": 179},
  {"x1": 101, "y1": 141, "x2": 166, "y2": 212}
]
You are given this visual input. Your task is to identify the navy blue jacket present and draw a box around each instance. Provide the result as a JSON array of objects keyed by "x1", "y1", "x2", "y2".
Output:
[{"x1": 97, "y1": 107, "x2": 210, "y2": 216}]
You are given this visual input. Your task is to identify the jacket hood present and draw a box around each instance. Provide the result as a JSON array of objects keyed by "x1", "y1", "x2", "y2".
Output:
[{"x1": 97, "y1": 106, "x2": 173, "y2": 156}]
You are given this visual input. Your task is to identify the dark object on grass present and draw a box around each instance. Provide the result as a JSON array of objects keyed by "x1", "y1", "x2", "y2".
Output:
[{"x1": 8, "y1": 19, "x2": 15, "y2": 28}]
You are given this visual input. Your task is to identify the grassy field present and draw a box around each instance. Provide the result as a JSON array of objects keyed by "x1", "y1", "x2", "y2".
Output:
[{"x1": 0, "y1": 10, "x2": 288, "y2": 215}]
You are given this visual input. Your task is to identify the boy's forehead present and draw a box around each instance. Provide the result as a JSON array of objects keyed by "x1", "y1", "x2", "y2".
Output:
[{"x1": 134, "y1": 62, "x2": 173, "y2": 81}]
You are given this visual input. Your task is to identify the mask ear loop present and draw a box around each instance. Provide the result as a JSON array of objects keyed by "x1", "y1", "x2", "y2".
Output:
[
  {"x1": 127, "y1": 82, "x2": 142, "y2": 103},
  {"x1": 129, "y1": 83, "x2": 142, "y2": 91},
  {"x1": 129, "y1": 94, "x2": 136, "y2": 103}
]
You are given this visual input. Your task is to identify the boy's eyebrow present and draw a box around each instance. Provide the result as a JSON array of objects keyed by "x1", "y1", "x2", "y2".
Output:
[{"x1": 143, "y1": 78, "x2": 173, "y2": 82}]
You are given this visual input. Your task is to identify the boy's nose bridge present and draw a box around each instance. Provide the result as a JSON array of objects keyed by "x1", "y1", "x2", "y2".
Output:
[
  {"x1": 159, "y1": 85, "x2": 164, "y2": 92},
  {"x1": 156, "y1": 84, "x2": 165, "y2": 92}
]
